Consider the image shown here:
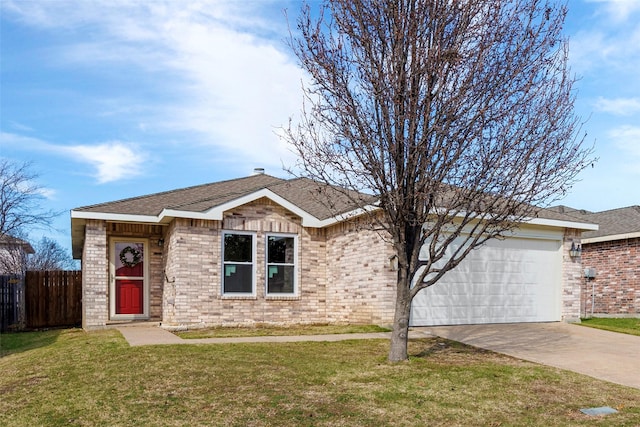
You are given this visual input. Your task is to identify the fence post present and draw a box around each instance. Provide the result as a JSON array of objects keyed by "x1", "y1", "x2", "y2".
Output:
[{"x1": 0, "y1": 274, "x2": 25, "y2": 332}]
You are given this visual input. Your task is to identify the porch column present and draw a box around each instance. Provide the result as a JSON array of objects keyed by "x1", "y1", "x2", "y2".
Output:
[{"x1": 561, "y1": 228, "x2": 583, "y2": 322}]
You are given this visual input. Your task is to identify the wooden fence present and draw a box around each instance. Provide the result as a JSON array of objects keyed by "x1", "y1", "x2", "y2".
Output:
[
  {"x1": 24, "y1": 270, "x2": 82, "y2": 329},
  {"x1": 1, "y1": 271, "x2": 83, "y2": 332}
]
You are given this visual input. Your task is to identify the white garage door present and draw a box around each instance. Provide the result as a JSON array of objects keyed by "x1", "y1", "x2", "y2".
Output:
[{"x1": 410, "y1": 233, "x2": 562, "y2": 326}]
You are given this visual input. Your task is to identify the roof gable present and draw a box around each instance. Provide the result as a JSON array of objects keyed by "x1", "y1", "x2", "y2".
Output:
[
  {"x1": 72, "y1": 174, "x2": 377, "y2": 225},
  {"x1": 73, "y1": 174, "x2": 286, "y2": 217}
]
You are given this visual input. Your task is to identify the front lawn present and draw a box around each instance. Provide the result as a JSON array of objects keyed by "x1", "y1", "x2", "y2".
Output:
[
  {"x1": 1, "y1": 329, "x2": 639, "y2": 426},
  {"x1": 580, "y1": 317, "x2": 640, "y2": 336}
]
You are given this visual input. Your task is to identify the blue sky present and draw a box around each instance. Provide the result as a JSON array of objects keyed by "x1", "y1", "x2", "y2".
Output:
[{"x1": 1, "y1": 0, "x2": 639, "y2": 253}]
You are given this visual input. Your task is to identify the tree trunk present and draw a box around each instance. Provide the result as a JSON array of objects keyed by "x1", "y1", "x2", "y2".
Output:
[{"x1": 388, "y1": 270, "x2": 412, "y2": 362}]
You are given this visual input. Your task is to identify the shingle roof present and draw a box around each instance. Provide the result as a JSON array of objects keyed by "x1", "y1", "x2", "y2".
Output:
[
  {"x1": 268, "y1": 177, "x2": 377, "y2": 220},
  {"x1": 0, "y1": 234, "x2": 35, "y2": 254},
  {"x1": 550, "y1": 205, "x2": 640, "y2": 239},
  {"x1": 530, "y1": 206, "x2": 594, "y2": 224},
  {"x1": 73, "y1": 174, "x2": 376, "y2": 221},
  {"x1": 74, "y1": 171, "x2": 592, "y2": 227},
  {"x1": 73, "y1": 174, "x2": 286, "y2": 216},
  {"x1": 71, "y1": 174, "x2": 597, "y2": 258}
]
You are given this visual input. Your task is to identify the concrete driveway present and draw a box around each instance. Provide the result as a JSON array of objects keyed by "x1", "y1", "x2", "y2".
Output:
[{"x1": 422, "y1": 322, "x2": 640, "y2": 389}]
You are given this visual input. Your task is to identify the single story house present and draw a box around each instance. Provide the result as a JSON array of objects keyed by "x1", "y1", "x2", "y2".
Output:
[
  {"x1": 71, "y1": 171, "x2": 597, "y2": 330},
  {"x1": 0, "y1": 234, "x2": 35, "y2": 275},
  {"x1": 551, "y1": 205, "x2": 639, "y2": 317}
]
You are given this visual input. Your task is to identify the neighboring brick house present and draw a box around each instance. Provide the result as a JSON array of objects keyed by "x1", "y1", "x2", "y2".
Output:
[
  {"x1": 552, "y1": 206, "x2": 640, "y2": 317},
  {"x1": 71, "y1": 171, "x2": 596, "y2": 330}
]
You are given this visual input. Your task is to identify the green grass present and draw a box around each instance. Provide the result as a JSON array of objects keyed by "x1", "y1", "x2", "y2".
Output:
[
  {"x1": 1, "y1": 329, "x2": 639, "y2": 426},
  {"x1": 580, "y1": 317, "x2": 640, "y2": 336},
  {"x1": 175, "y1": 323, "x2": 390, "y2": 339}
]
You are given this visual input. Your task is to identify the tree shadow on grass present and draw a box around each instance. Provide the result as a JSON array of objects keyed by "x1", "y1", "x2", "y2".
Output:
[
  {"x1": 0, "y1": 329, "x2": 63, "y2": 358},
  {"x1": 410, "y1": 337, "x2": 491, "y2": 359}
]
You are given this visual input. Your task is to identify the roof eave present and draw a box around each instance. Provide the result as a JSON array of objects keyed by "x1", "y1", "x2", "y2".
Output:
[
  {"x1": 70, "y1": 189, "x2": 367, "y2": 257},
  {"x1": 70, "y1": 211, "x2": 169, "y2": 259},
  {"x1": 582, "y1": 231, "x2": 640, "y2": 244},
  {"x1": 524, "y1": 217, "x2": 599, "y2": 231}
]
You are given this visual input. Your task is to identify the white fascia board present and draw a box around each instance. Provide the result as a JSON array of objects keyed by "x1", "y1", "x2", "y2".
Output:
[
  {"x1": 166, "y1": 189, "x2": 321, "y2": 225},
  {"x1": 437, "y1": 209, "x2": 599, "y2": 232},
  {"x1": 70, "y1": 191, "x2": 378, "y2": 229},
  {"x1": 181, "y1": 188, "x2": 377, "y2": 228},
  {"x1": 432, "y1": 219, "x2": 564, "y2": 241},
  {"x1": 70, "y1": 210, "x2": 163, "y2": 224},
  {"x1": 164, "y1": 189, "x2": 380, "y2": 228},
  {"x1": 523, "y1": 217, "x2": 599, "y2": 231},
  {"x1": 582, "y1": 231, "x2": 640, "y2": 244},
  {"x1": 303, "y1": 205, "x2": 381, "y2": 228}
]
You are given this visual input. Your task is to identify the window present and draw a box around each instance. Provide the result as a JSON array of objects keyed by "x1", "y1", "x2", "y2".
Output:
[
  {"x1": 266, "y1": 235, "x2": 296, "y2": 295},
  {"x1": 223, "y1": 232, "x2": 255, "y2": 294}
]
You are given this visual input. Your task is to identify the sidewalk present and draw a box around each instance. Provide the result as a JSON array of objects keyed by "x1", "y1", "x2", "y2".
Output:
[{"x1": 117, "y1": 324, "x2": 432, "y2": 347}]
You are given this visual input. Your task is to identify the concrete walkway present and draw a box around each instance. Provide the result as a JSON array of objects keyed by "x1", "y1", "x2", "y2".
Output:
[
  {"x1": 423, "y1": 322, "x2": 640, "y2": 390},
  {"x1": 116, "y1": 324, "x2": 430, "y2": 347}
]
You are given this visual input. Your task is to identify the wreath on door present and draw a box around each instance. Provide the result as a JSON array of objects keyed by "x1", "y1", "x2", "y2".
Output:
[{"x1": 119, "y1": 246, "x2": 142, "y2": 267}]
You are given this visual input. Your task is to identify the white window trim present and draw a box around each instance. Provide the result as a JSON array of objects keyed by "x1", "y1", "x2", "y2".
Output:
[
  {"x1": 265, "y1": 233, "x2": 298, "y2": 297},
  {"x1": 109, "y1": 237, "x2": 150, "y2": 320},
  {"x1": 221, "y1": 231, "x2": 256, "y2": 297}
]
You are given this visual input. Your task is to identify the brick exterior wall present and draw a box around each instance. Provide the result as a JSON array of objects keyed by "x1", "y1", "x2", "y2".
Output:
[
  {"x1": 581, "y1": 237, "x2": 639, "y2": 317},
  {"x1": 161, "y1": 198, "x2": 330, "y2": 327},
  {"x1": 80, "y1": 199, "x2": 587, "y2": 329},
  {"x1": 82, "y1": 220, "x2": 108, "y2": 329},
  {"x1": 325, "y1": 218, "x2": 396, "y2": 325},
  {"x1": 561, "y1": 228, "x2": 584, "y2": 322}
]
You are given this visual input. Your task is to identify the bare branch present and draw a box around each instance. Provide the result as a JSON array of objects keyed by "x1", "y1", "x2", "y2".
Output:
[{"x1": 0, "y1": 159, "x2": 59, "y2": 237}]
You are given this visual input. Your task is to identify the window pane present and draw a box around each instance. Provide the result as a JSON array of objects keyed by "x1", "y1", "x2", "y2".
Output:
[
  {"x1": 267, "y1": 236, "x2": 295, "y2": 264},
  {"x1": 224, "y1": 264, "x2": 253, "y2": 293},
  {"x1": 267, "y1": 265, "x2": 294, "y2": 294},
  {"x1": 224, "y1": 234, "x2": 252, "y2": 262},
  {"x1": 115, "y1": 242, "x2": 144, "y2": 278}
]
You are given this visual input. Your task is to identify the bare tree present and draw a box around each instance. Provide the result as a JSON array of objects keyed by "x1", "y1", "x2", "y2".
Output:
[
  {"x1": 0, "y1": 159, "x2": 59, "y2": 273},
  {"x1": 0, "y1": 159, "x2": 58, "y2": 237},
  {"x1": 26, "y1": 237, "x2": 77, "y2": 271},
  {"x1": 284, "y1": 0, "x2": 593, "y2": 361}
]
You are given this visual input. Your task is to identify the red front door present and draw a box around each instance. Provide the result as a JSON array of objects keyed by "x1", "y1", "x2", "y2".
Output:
[
  {"x1": 116, "y1": 279, "x2": 143, "y2": 314},
  {"x1": 114, "y1": 241, "x2": 145, "y2": 316}
]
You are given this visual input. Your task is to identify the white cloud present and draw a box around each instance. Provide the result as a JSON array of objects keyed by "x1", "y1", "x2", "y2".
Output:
[
  {"x1": 8, "y1": 121, "x2": 35, "y2": 132},
  {"x1": 608, "y1": 125, "x2": 640, "y2": 174},
  {"x1": 569, "y1": 1, "x2": 640, "y2": 77},
  {"x1": 0, "y1": 132, "x2": 148, "y2": 183},
  {"x1": 594, "y1": 97, "x2": 640, "y2": 115},
  {"x1": 1, "y1": 0, "x2": 305, "y2": 171},
  {"x1": 64, "y1": 142, "x2": 147, "y2": 184},
  {"x1": 587, "y1": 0, "x2": 640, "y2": 22},
  {"x1": 36, "y1": 187, "x2": 58, "y2": 200},
  {"x1": 0, "y1": 132, "x2": 49, "y2": 150}
]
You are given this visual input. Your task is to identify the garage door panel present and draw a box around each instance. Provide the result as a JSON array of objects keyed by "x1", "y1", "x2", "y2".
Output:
[{"x1": 410, "y1": 235, "x2": 562, "y2": 326}]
